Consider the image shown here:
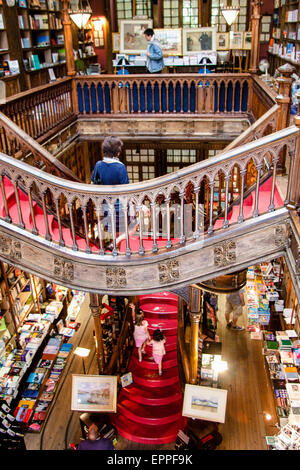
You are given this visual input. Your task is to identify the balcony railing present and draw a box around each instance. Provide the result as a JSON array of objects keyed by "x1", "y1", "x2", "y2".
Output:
[
  {"x1": 74, "y1": 73, "x2": 254, "y2": 116},
  {"x1": 0, "y1": 125, "x2": 297, "y2": 259}
]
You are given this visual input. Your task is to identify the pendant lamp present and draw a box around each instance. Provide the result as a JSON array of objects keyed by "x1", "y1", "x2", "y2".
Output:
[
  {"x1": 221, "y1": 5, "x2": 240, "y2": 26},
  {"x1": 69, "y1": 0, "x2": 92, "y2": 29}
]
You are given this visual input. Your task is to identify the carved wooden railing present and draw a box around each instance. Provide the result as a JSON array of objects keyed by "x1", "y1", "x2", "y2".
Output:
[
  {"x1": 178, "y1": 297, "x2": 190, "y2": 384},
  {"x1": 223, "y1": 104, "x2": 280, "y2": 152},
  {"x1": 105, "y1": 300, "x2": 134, "y2": 375},
  {"x1": 0, "y1": 125, "x2": 298, "y2": 259},
  {"x1": 74, "y1": 73, "x2": 252, "y2": 115},
  {"x1": 0, "y1": 111, "x2": 80, "y2": 182},
  {"x1": 0, "y1": 78, "x2": 75, "y2": 142}
]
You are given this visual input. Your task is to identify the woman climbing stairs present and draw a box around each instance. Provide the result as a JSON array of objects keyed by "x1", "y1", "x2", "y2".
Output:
[{"x1": 110, "y1": 292, "x2": 186, "y2": 445}]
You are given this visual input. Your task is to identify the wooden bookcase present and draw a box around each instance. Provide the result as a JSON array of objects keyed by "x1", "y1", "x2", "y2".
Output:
[
  {"x1": 269, "y1": 0, "x2": 300, "y2": 74},
  {"x1": 0, "y1": 0, "x2": 97, "y2": 94}
]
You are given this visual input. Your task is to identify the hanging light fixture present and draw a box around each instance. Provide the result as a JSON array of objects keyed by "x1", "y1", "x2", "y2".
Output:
[
  {"x1": 221, "y1": 5, "x2": 240, "y2": 26},
  {"x1": 69, "y1": 0, "x2": 92, "y2": 30}
]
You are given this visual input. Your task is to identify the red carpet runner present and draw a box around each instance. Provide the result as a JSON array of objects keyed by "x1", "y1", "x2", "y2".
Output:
[{"x1": 110, "y1": 292, "x2": 186, "y2": 445}]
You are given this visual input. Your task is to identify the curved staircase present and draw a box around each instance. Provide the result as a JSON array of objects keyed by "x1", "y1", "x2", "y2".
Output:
[
  {"x1": 110, "y1": 292, "x2": 186, "y2": 445},
  {"x1": 0, "y1": 175, "x2": 282, "y2": 255}
]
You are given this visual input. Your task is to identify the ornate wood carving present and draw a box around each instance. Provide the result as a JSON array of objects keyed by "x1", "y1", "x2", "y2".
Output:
[
  {"x1": 159, "y1": 260, "x2": 180, "y2": 284},
  {"x1": 106, "y1": 267, "x2": 127, "y2": 288},
  {"x1": 0, "y1": 234, "x2": 22, "y2": 260},
  {"x1": 53, "y1": 257, "x2": 74, "y2": 281},
  {"x1": 214, "y1": 240, "x2": 236, "y2": 267}
]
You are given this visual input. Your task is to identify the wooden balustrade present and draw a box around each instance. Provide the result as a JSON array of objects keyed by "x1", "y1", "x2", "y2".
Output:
[
  {"x1": 74, "y1": 73, "x2": 252, "y2": 116},
  {"x1": 0, "y1": 125, "x2": 297, "y2": 259},
  {"x1": 0, "y1": 110, "x2": 79, "y2": 182},
  {"x1": 0, "y1": 78, "x2": 75, "y2": 142}
]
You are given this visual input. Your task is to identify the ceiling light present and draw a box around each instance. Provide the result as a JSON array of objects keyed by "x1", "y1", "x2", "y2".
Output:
[
  {"x1": 69, "y1": 0, "x2": 92, "y2": 29},
  {"x1": 221, "y1": 6, "x2": 240, "y2": 26}
]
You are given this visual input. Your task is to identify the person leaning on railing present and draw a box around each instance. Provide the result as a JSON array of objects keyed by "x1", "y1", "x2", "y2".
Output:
[{"x1": 91, "y1": 136, "x2": 137, "y2": 252}]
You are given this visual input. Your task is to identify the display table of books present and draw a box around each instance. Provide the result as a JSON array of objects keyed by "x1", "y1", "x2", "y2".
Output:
[
  {"x1": 14, "y1": 335, "x2": 73, "y2": 432},
  {"x1": 245, "y1": 262, "x2": 300, "y2": 448}
]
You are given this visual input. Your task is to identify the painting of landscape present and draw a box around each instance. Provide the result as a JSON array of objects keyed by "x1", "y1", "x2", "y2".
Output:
[{"x1": 71, "y1": 375, "x2": 117, "y2": 412}]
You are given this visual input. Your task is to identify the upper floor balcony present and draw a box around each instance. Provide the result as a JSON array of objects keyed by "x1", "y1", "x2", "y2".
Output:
[{"x1": 0, "y1": 65, "x2": 298, "y2": 296}]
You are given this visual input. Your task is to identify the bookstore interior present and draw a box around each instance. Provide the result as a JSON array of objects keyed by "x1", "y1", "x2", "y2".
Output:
[{"x1": 0, "y1": 0, "x2": 300, "y2": 455}]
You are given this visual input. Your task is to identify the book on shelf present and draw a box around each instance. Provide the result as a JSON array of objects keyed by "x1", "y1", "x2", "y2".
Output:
[
  {"x1": 18, "y1": 0, "x2": 27, "y2": 7},
  {"x1": 30, "y1": 54, "x2": 40, "y2": 70}
]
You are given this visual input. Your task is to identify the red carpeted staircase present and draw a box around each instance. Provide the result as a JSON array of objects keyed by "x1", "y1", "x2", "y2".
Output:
[{"x1": 110, "y1": 292, "x2": 186, "y2": 445}]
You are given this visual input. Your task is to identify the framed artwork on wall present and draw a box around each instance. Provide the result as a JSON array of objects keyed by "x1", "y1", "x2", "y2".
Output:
[
  {"x1": 182, "y1": 27, "x2": 217, "y2": 55},
  {"x1": 216, "y1": 32, "x2": 229, "y2": 50},
  {"x1": 71, "y1": 375, "x2": 117, "y2": 413},
  {"x1": 229, "y1": 31, "x2": 243, "y2": 50},
  {"x1": 120, "y1": 19, "x2": 153, "y2": 54},
  {"x1": 243, "y1": 31, "x2": 252, "y2": 50},
  {"x1": 182, "y1": 384, "x2": 228, "y2": 423},
  {"x1": 112, "y1": 32, "x2": 120, "y2": 52},
  {"x1": 154, "y1": 28, "x2": 182, "y2": 55}
]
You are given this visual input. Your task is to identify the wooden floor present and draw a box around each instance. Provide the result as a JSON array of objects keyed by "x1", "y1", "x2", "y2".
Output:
[{"x1": 24, "y1": 294, "x2": 277, "y2": 451}]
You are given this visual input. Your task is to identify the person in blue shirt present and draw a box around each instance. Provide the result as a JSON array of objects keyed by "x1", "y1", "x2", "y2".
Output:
[
  {"x1": 144, "y1": 28, "x2": 164, "y2": 73},
  {"x1": 91, "y1": 136, "x2": 136, "y2": 252},
  {"x1": 91, "y1": 136, "x2": 129, "y2": 186}
]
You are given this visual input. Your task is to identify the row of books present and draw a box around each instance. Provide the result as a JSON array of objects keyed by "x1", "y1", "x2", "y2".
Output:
[
  {"x1": 0, "y1": 284, "x2": 67, "y2": 404},
  {"x1": 66, "y1": 291, "x2": 86, "y2": 323},
  {"x1": 263, "y1": 328, "x2": 300, "y2": 429},
  {"x1": 285, "y1": 9, "x2": 298, "y2": 22},
  {"x1": 269, "y1": 40, "x2": 300, "y2": 64},
  {"x1": 48, "y1": 13, "x2": 62, "y2": 30},
  {"x1": 29, "y1": 14, "x2": 49, "y2": 30},
  {"x1": 13, "y1": 334, "x2": 67, "y2": 426}
]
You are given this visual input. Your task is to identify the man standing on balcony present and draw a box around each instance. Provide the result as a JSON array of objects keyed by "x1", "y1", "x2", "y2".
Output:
[{"x1": 144, "y1": 28, "x2": 164, "y2": 74}]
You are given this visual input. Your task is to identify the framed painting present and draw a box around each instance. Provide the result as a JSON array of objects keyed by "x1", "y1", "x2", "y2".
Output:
[
  {"x1": 154, "y1": 28, "x2": 182, "y2": 55},
  {"x1": 71, "y1": 374, "x2": 117, "y2": 413},
  {"x1": 229, "y1": 31, "x2": 243, "y2": 50},
  {"x1": 182, "y1": 27, "x2": 217, "y2": 55},
  {"x1": 112, "y1": 32, "x2": 120, "y2": 53},
  {"x1": 216, "y1": 32, "x2": 229, "y2": 51},
  {"x1": 120, "y1": 19, "x2": 153, "y2": 54},
  {"x1": 182, "y1": 384, "x2": 228, "y2": 423},
  {"x1": 243, "y1": 31, "x2": 252, "y2": 50}
]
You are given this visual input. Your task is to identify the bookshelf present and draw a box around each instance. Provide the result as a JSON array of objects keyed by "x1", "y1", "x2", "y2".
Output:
[
  {"x1": 17, "y1": 0, "x2": 67, "y2": 89},
  {"x1": 0, "y1": 260, "x2": 74, "y2": 407},
  {"x1": 268, "y1": 0, "x2": 300, "y2": 74}
]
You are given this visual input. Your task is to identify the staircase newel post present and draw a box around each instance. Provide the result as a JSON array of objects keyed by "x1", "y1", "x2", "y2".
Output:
[
  {"x1": 90, "y1": 293, "x2": 105, "y2": 374},
  {"x1": 286, "y1": 93, "x2": 300, "y2": 211},
  {"x1": 275, "y1": 63, "x2": 296, "y2": 175},
  {"x1": 189, "y1": 286, "x2": 201, "y2": 385}
]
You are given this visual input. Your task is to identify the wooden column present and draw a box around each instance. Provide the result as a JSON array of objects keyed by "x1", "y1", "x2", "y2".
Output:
[
  {"x1": 189, "y1": 285, "x2": 201, "y2": 384},
  {"x1": 104, "y1": 0, "x2": 113, "y2": 74},
  {"x1": 275, "y1": 63, "x2": 295, "y2": 175},
  {"x1": 249, "y1": 0, "x2": 262, "y2": 74},
  {"x1": 90, "y1": 293, "x2": 105, "y2": 374},
  {"x1": 158, "y1": 0, "x2": 164, "y2": 28},
  {"x1": 110, "y1": 0, "x2": 117, "y2": 33},
  {"x1": 62, "y1": 0, "x2": 76, "y2": 77}
]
